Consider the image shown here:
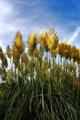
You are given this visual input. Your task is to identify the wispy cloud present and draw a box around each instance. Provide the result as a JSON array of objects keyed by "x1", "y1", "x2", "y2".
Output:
[
  {"x1": 0, "y1": 0, "x2": 13, "y2": 49},
  {"x1": 69, "y1": 27, "x2": 80, "y2": 44},
  {"x1": 0, "y1": 0, "x2": 13, "y2": 33},
  {"x1": 0, "y1": 0, "x2": 13, "y2": 15}
]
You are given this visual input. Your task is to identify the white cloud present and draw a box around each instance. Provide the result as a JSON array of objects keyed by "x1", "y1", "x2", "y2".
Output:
[
  {"x1": 69, "y1": 26, "x2": 80, "y2": 44},
  {"x1": 0, "y1": 0, "x2": 12, "y2": 15},
  {"x1": 0, "y1": 0, "x2": 44, "y2": 35},
  {"x1": 0, "y1": 0, "x2": 15, "y2": 32},
  {"x1": 0, "y1": 0, "x2": 13, "y2": 49}
]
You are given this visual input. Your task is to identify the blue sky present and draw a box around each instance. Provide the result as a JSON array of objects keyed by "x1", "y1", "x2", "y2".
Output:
[{"x1": 0, "y1": 0, "x2": 80, "y2": 50}]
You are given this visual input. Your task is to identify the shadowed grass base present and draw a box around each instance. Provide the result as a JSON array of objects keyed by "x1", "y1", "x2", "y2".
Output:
[{"x1": 0, "y1": 76, "x2": 80, "y2": 120}]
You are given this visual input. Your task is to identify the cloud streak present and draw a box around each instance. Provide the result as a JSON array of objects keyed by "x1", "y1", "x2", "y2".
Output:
[{"x1": 69, "y1": 27, "x2": 80, "y2": 44}]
